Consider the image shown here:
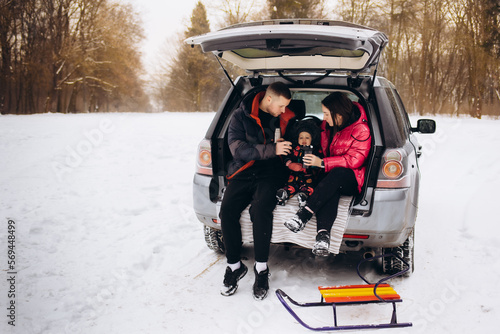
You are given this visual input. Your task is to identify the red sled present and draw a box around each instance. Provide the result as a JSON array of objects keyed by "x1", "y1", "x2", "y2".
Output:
[{"x1": 276, "y1": 253, "x2": 412, "y2": 331}]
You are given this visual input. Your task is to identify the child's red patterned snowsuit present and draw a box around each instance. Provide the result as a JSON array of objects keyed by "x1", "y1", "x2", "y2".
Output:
[{"x1": 283, "y1": 144, "x2": 323, "y2": 197}]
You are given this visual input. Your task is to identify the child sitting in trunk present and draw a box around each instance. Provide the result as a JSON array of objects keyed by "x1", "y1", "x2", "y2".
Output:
[{"x1": 276, "y1": 119, "x2": 323, "y2": 207}]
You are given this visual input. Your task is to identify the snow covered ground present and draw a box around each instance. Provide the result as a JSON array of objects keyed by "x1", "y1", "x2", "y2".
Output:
[{"x1": 0, "y1": 112, "x2": 498, "y2": 333}]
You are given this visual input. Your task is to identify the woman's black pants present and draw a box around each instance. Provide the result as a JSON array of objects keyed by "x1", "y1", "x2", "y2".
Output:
[{"x1": 306, "y1": 167, "x2": 359, "y2": 233}]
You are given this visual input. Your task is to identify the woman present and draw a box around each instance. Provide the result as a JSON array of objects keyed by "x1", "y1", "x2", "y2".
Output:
[{"x1": 284, "y1": 92, "x2": 372, "y2": 256}]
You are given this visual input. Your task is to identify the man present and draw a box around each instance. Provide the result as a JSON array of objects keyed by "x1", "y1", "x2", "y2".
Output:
[{"x1": 219, "y1": 82, "x2": 294, "y2": 300}]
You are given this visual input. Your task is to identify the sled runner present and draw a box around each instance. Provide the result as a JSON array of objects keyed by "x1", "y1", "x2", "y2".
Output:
[{"x1": 276, "y1": 253, "x2": 412, "y2": 331}]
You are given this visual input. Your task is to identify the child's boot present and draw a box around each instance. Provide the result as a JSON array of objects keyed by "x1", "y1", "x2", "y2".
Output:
[{"x1": 276, "y1": 189, "x2": 289, "y2": 206}]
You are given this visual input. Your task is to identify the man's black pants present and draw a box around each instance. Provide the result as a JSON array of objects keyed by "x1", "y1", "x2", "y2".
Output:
[{"x1": 220, "y1": 175, "x2": 282, "y2": 264}]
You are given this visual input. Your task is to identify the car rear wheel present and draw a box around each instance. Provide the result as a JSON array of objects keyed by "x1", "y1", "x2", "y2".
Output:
[
  {"x1": 381, "y1": 229, "x2": 414, "y2": 277},
  {"x1": 204, "y1": 226, "x2": 225, "y2": 253}
]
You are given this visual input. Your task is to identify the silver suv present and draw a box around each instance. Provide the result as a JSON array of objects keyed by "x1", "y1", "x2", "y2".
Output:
[{"x1": 187, "y1": 20, "x2": 435, "y2": 275}]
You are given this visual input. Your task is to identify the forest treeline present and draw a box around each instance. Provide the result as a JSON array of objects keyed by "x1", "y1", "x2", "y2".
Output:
[
  {"x1": 0, "y1": 0, "x2": 149, "y2": 114},
  {"x1": 1, "y1": 0, "x2": 499, "y2": 116},
  {"x1": 155, "y1": 0, "x2": 500, "y2": 117}
]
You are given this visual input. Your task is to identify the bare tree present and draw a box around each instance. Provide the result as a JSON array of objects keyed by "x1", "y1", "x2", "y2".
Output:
[
  {"x1": 332, "y1": 0, "x2": 500, "y2": 117},
  {"x1": 0, "y1": 0, "x2": 149, "y2": 114},
  {"x1": 148, "y1": 0, "x2": 500, "y2": 116},
  {"x1": 210, "y1": 0, "x2": 259, "y2": 26},
  {"x1": 267, "y1": 0, "x2": 327, "y2": 19},
  {"x1": 335, "y1": 0, "x2": 376, "y2": 26}
]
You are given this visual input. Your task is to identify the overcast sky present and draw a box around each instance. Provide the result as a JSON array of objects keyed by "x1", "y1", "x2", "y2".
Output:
[
  {"x1": 117, "y1": 0, "x2": 202, "y2": 73},
  {"x1": 117, "y1": 0, "x2": 335, "y2": 74},
  {"x1": 116, "y1": 0, "x2": 276, "y2": 74}
]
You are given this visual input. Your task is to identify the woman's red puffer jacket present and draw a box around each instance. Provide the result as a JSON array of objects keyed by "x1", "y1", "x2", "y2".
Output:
[{"x1": 320, "y1": 102, "x2": 372, "y2": 193}]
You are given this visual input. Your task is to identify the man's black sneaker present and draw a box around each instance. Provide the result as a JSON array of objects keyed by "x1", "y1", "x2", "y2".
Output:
[
  {"x1": 220, "y1": 263, "x2": 248, "y2": 296},
  {"x1": 284, "y1": 207, "x2": 313, "y2": 233},
  {"x1": 252, "y1": 265, "x2": 270, "y2": 300}
]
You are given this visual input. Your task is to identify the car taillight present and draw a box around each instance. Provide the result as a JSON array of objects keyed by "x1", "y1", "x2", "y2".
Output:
[
  {"x1": 382, "y1": 160, "x2": 403, "y2": 178},
  {"x1": 377, "y1": 149, "x2": 409, "y2": 188},
  {"x1": 196, "y1": 138, "x2": 213, "y2": 176}
]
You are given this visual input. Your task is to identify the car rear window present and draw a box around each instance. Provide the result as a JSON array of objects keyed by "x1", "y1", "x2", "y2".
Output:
[
  {"x1": 374, "y1": 82, "x2": 408, "y2": 148},
  {"x1": 384, "y1": 87, "x2": 409, "y2": 139},
  {"x1": 291, "y1": 90, "x2": 359, "y2": 117}
]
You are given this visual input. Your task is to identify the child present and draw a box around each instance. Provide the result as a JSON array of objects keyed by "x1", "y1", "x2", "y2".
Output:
[{"x1": 276, "y1": 119, "x2": 323, "y2": 207}]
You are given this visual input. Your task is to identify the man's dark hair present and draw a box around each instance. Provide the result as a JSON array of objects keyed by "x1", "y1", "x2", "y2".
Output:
[{"x1": 267, "y1": 82, "x2": 291, "y2": 100}]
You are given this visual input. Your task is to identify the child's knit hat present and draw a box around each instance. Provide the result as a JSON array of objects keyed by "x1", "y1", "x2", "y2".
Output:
[{"x1": 294, "y1": 119, "x2": 321, "y2": 146}]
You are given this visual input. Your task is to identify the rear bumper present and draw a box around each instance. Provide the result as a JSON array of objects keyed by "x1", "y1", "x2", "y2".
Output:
[
  {"x1": 193, "y1": 173, "x2": 416, "y2": 249},
  {"x1": 343, "y1": 188, "x2": 417, "y2": 249},
  {"x1": 193, "y1": 173, "x2": 219, "y2": 228}
]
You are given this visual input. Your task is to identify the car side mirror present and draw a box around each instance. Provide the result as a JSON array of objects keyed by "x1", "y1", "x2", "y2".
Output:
[{"x1": 411, "y1": 119, "x2": 436, "y2": 134}]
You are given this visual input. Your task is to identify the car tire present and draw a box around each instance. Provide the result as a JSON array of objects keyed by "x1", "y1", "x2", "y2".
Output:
[
  {"x1": 381, "y1": 229, "x2": 414, "y2": 277},
  {"x1": 204, "y1": 225, "x2": 225, "y2": 253}
]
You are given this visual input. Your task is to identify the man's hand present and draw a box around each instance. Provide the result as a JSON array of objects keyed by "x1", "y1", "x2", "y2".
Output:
[{"x1": 275, "y1": 139, "x2": 292, "y2": 156}]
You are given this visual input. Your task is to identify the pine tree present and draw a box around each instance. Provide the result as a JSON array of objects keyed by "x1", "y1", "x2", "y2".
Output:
[{"x1": 163, "y1": 1, "x2": 222, "y2": 112}]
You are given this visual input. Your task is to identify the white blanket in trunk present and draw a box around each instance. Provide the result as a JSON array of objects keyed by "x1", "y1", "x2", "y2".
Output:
[{"x1": 239, "y1": 196, "x2": 353, "y2": 254}]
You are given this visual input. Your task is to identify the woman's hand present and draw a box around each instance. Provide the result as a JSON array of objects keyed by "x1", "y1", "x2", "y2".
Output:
[{"x1": 303, "y1": 154, "x2": 322, "y2": 167}]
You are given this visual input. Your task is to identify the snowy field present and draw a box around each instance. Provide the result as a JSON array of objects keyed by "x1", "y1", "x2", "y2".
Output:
[{"x1": 0, "y1": 112, "x2": 499, "y2": 333}]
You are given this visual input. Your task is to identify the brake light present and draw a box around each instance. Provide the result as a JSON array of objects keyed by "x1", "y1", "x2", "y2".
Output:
[{"x1": 196, "y1": 138, "x2": 213, "y2": 176}]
